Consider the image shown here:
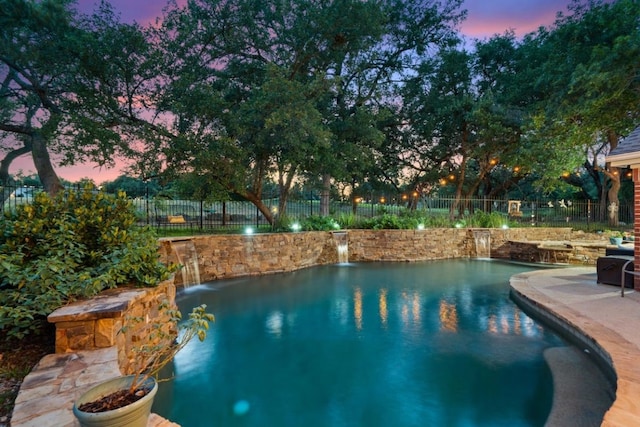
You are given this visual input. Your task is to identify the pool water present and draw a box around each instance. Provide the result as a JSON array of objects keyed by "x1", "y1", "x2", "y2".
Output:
[{"x1": 153, "y1": 259, "x2": 571, "y2": 426}]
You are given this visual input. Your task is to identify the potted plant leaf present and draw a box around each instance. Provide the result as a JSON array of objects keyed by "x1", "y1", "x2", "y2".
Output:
[{"x1": 72, "y1": 301, "x2": 214, "y2": 427}]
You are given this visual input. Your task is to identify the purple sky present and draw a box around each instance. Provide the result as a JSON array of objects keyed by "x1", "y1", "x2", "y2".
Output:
[
  {"x1": 77, "y1": 0, "x2": 574, "y2": 38},
  {"x1": 17, "y1": 0, "x2": 576, "y2": 183},
  {"x1": 462, "y1": 0, "x2": 571, "y2": 38}
]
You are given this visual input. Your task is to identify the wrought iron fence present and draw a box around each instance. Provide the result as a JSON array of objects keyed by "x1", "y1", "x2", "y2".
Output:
[{"x1": 0, "y1": 184, "x2": 632, "y2": 233}]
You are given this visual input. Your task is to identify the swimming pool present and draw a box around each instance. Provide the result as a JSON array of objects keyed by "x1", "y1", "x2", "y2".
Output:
[{"x1": 153, "y1": 259, "x2": 596, "y2": 426}]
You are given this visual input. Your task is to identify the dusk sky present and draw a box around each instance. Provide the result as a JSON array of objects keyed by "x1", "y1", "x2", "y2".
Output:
[{"x1": 15, "y1": 0, "x2": 577, "y2": 184}]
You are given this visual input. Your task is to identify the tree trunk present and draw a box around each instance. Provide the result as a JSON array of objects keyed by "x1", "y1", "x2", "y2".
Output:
[
  {"x1": 0, "y1": 144, "x2": 32, "y2": 204},
  {"x1": 0, "y1": 144, "x2": 32, "y2": 185},
  {"x1": 605, "y1": 129, "x2": 621, "y2": 227},
  {"x1": 242, "y1": 192, "x2": 274, "y2": 225},
  {"x1": 31, "y1": 134, "x2": 63, "y2": 196},
  {"x1": 320, "y1": 173, "x2": 331, "y2": 216},
  {"x1": 450, "y1": 157, "x2": 467, "y2": 221},
  {"x1": 607, "y1": 169, "x2": 621, "y2": 227}
]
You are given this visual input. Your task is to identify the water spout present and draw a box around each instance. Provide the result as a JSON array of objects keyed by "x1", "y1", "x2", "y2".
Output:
[
  {"x1": 472, "y1": 230, "x2": 491, "y2": 259},
  {"x1": 332, "y1": 231, "x2": 349, "y2": 264},
  {"x1": 170, "y1": 239, "x2": 201, "y2": 287}
]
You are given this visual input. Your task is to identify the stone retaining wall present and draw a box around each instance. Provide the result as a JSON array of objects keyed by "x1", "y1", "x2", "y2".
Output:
[
  {"x1": 47, "y1": 278, "x2": 176, "y2": 374},
  {"x1": 160, "y1": 228, "x2": 610, "y2": 285},
  {"x1": 159, "y1": 232, "x2": 339, "y2": 283},
  {"x1": 48, "y1": 227, "x2": 612, "y2": 371}
]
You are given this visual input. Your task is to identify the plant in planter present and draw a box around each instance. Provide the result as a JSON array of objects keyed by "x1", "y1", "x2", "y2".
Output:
[
  {"x1": 73, "y1": 302, "x2": 214, "y2": 427},
  {"x1": 609, "y1": 230, "x2": 624, "y2": 245}
]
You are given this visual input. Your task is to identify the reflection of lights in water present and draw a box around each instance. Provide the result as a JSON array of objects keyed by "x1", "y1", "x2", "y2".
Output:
[
  {"x1": 354, "y1": 287, "x2": 363, "y2": 330},
  {"x1": 400, "y1": 291, "x2": 409, "y2": 326},
  {"x1": 412, "y1": 292, "x2": 421, "y2": 326},
  {"x1": 379, "y1": 288, "x2": 388, "y2": 327},
  {"x1": 334, "y1": 297, "x2": 349, "y2": 325},
  {"x1": 398, "y1": 291, "x2": 422, "y2": 328},
  {"x1": 500, "y1": 314, "x2": 509, "y2": 334},
  {"x1": 173, "y1": 328, "x2": 217, "y2": 377},
  {"x1": 233, "y1": 399, "x2": 250, "y2": 416},
  {"x1": 513, "y1": 307, "x2": 521, "y2": 335},
  {"x1": 401, "y1": 304, "x2": 409, "y2": 326},
  {"x1": 439, "y1": 300, "x2": 458, "y2": 332},
  {"x1": 488, "y1": 314, "x2": 498, "y2": 334},
  {"x1": 266, "y1": 311, "x2": 283, "y2": 337}
]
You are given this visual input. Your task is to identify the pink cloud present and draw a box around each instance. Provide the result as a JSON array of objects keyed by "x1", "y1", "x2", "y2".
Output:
[
  {"x1": 460, "y1": 0, "x2": 571, "y2": 39},
  {"x1": 10, "y1": 156, "x2": 128, "y2": 185}
]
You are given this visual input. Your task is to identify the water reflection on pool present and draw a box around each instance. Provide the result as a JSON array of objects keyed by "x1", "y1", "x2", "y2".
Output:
[{"x1": 154, "y1": 259, "x2": 570, "y2": 426}]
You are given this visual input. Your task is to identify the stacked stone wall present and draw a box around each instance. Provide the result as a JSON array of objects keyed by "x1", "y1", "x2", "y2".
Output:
[
  {"x1": 160, "y1": 228, "x2": 608, "y2": 279},
  {"x1": 48, "y1": 227, "x2": 612, "y2": 373},
  {"x1": 159, "y1": 232, "x2": 338, "y2": 283},
  {"x1": 346, "y1": 229, "x2": 470, "y2": 261},
  {"x1": 47, "y1": 278, "x2": 176, "y2": 374}
]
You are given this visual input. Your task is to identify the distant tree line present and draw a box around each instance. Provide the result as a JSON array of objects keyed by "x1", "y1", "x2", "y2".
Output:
[{"x1": 1, "y1": 0, "x2": 638, "y2": 226}]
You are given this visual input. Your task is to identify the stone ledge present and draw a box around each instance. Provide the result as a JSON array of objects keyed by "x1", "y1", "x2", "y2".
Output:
[
  {"x1": 11, "y1": 347, "x2": 179, "y2": 427},
  {"x1": 48, "y1": 289, "x2": 148, "y2": 323},
  {"x1": 47, "y1": 280, "x2": 176, "y2": 374}
]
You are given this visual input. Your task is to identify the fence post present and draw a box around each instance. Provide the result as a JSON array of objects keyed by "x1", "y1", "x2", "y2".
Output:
[
  {"x1": 222, "y1": 201, "x2": 227, "y2": 226},
  {"x1": 145, "y1": 183, "x2": 149, "y2": 226},
  {"x1": 200, "y1": 200, "x2": 204, "y2": 230}
]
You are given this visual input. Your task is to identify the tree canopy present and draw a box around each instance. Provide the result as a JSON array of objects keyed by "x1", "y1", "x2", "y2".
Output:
[{"x1": 1, "y1": 0, "x2": 638, "y2": 225}]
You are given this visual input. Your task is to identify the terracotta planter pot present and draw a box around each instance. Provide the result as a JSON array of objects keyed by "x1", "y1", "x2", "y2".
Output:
[{"x1": 73, "y1": 375, "x2": 157, "y2": 427}]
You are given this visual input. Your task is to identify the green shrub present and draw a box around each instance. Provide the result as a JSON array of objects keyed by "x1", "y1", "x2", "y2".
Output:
[
  {"x1": 0, "y1": 185, "x2": 175, "y2": 339},
  {"x1": 300, "y1": 215, "x2": 340, "y2": 231},
  {"x1": 335, "y1": 213, "x2": 358, "y2": 229},
  {"x1": 469, "y1": 211, "x2": 508, "y2": 228},
  {"x1": 360, "y1": 214, "x2": 419, "y2": 229}
]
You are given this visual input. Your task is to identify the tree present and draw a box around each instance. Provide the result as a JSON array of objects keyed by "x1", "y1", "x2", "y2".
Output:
[
  {"x1": 312, "y1": 0, "x2": 464, "y2": 215},
  {"x1": 522, "y1": 0, "x2": 640, "y2": 225},
  {"x1": 0, "y1": 1, "x2": 167, "y2": 195},
  {"x1": 398, "y1": 34, "x2": 529, "y2": 217},
  {"x1": 154, "y1": 0, "x2": 464, "y2": 224}
]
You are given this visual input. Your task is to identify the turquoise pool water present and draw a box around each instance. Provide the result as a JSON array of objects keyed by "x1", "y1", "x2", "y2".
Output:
[{"x1": 153, "y1": 259, "x2": 570, "y2": 426}]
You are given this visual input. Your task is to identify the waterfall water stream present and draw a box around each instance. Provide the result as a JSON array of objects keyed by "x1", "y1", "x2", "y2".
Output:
[
  {"x1": 332, "y1": 232, "x2": 349, "y2": 264},
  {"x1": 170, "y1": 239, "x2": 201, "y2": 287},
  {"x1": 472, "y1": 230, "x2": 491, "y2": 259}
]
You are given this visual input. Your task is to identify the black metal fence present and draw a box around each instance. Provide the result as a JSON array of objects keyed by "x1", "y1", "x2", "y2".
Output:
[{"x1": 0, "y1": 184, "x2": 633, "y2": 233}]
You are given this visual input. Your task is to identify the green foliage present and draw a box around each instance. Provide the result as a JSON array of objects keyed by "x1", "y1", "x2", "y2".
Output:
[
  {"x1": 124, "y1": 302, "x2": 214, "y2": 395},
  {"x1": 270, "y1": 214, "x2": 296, "y2": 232},
  {"x1": 360, "y1": 214, "x2": 419, "y2": 230},
  {"x1": 300, "y1": 215, "x2": 340, "y2": 231},
  {"x1": 335, "y1": 213, "x2": 359, "y2": 229},
  {"x1": 468, "y1": 211, "x2": 509, "y2": 228},
  {"x1": 422, "y1": 214, "x2": 455, "y2": 228},
  {"x1": 0, "y1": 185, "x2": 175, "y2": 339}
]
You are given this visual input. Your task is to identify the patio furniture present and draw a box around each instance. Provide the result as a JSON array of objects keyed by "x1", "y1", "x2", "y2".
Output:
[{"x1": 596, "y1": 255, "x2": 634, "y2": 289}]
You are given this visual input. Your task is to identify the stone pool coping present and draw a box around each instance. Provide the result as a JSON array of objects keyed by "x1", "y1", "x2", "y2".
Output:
[{"x1": 510, "y1": 267, "x2": 640, "y2": 427}]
